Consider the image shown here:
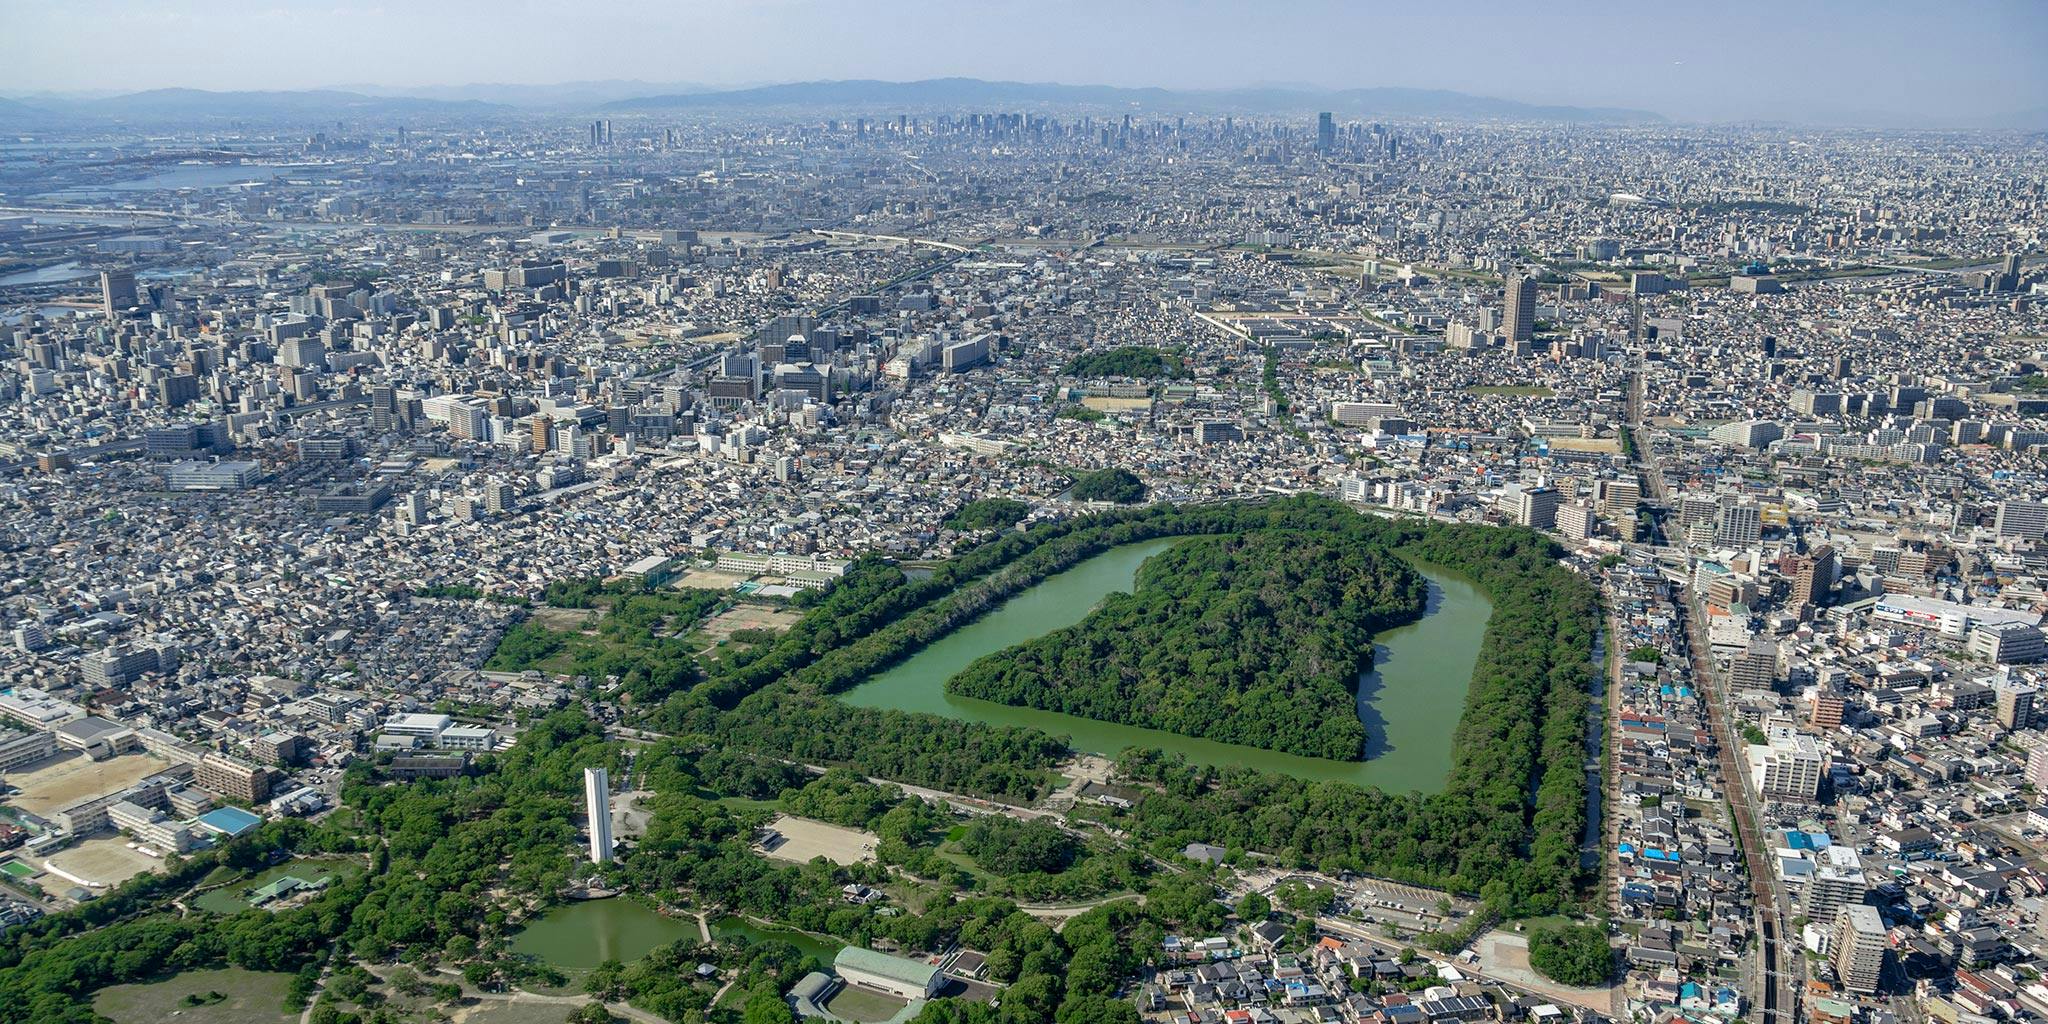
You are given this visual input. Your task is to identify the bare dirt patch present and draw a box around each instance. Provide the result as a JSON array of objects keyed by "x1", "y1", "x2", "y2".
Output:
[
  {"x1": 5, "y1": 752, "x2": 172, "y2": 817},
  {"x1": 529, "y1": 606, "x2": 601, "y2": 630},
  {"x1": 675, "y1": 569, "x2": 751, "y2": 591},
  {"x1": 754, "y1": 814, "x2": 877, "y2": 866},
  {"x1": 1474, "y1": 930, "x2": 1618, "y2": 1013},
  {"x1": 699, "y1": 605, "x2": 803, "y2": 642},
  {"x1": 44, "y1": 834, "x2": 163, "y2": 889}
]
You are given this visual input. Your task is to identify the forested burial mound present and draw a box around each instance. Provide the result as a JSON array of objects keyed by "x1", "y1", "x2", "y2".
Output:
[{"x1": 946, "y1": 530, "x2": 1426, "y2": 760}]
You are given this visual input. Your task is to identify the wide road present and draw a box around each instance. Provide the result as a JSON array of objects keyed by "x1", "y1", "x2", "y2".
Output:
[{"x1": 1627, "y1": 361, "x2": 1797, "y2": 1024}]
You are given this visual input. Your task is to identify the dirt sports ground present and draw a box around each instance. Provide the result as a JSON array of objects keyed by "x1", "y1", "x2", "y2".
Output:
[
  {"x1": 3, "y1": 752, "x2": 172, "y2": 817},
  {"x1": 43, "y1": 835, "x2": 163, "y2": 889},
  {"x1": 756, "y1": 814, "x2": 877, "y2": 866},
  {"x1": 673, "y1": 569, "x2": 751, "y2": 591},
  {"x1": 698, "y1": 604, "x2": 803, "y2": 641}
]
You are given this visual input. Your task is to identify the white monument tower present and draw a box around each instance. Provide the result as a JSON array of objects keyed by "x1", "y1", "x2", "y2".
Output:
[{"x1": 583, "y1": 767, "x2": 613, "y2": 864}]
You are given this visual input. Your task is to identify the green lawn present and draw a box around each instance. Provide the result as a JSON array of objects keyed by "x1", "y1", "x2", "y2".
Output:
[
  {"x1": 93, "y1": 967, "x2": 297, "y2": 1024},
  {"x1": 825, "y1": 984, "x2": 911, "y2": 1022},
  {"x1": 706, "y1": 792, "x2": 781, "y2": 814},
  {"x1": 934, "y1": 845, "x2": 987, "y2": 878},
  {"x1": 192, "y1": 856, "x2": 364, "y2": 914},
  {"x1": 444, "y1": 1003, "x2": 593, "y2": 1024}
]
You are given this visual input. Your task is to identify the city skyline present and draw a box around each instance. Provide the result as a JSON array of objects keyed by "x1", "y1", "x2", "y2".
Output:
[
  {"x1": 0, "y1": 5, "x2": 2043, "y2": 1019},
  {"x1": 1, "y1": 0, "x2": 2044, "y2": 128}
]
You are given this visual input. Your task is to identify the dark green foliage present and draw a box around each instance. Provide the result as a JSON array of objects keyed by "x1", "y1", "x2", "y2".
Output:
[
  {"x1": 910, "y1": 897, "x2": 1162, "y2": 1024},
  {"x1": 780, "y1": 768, "x2": 898, "y2": 828},
  {"x1": 1417, "y1": 906, "x2": 1497, "y2": 954},
  {"x1": 1143, "y1": 872, "x2": 1226, "y2": 934},
  {"x1": 588, "y1": 934, "x2": 812, "y2": 1021},
  {"x1": 1261, "y1": 346, "x2": 1289, "y2": 412},
  {"x1": 1060, "y1": 346, "x2": 1186, "y2": 379},
  {"x1": 1236, "y1": 890, "x2": 1270, "y2": 922},
  {"x1": 485, "y1": 621, "x2": 565, "y2": 671},
  {"x1": 1274, "y1": 881, "x2": 1334, "y2": 915},
  {"x1": 1068, "y1": 468, "x2": 1145, "y2": 504},
  {"x1": 0, "y1": 718, "x2": 613, "y2": 1023},
  {"x1": 693, "y1": 749, "x2": 808, "y2": 800},
  {"x1": 566, "y1": 1003, "x2": 617, "y2": 1024},
  {"x1": 1054, "y1": 995, "x2": 1143, "y2": 1024},
  {"x1": 1528, "y1": 923, "x2": 1613, "y2": 986},
  {"x1": 945, "y1": 498, "x2": 1030, "y2": 531},
  {"x1": 743, "y1": 989, "x2": 798, "y2": 1024},
  {"x1": 957, "y1": 817, "x2": 1077, "y2": 876},
  {"x1": 542, "y1": 577, "x2": 626, "y2": 609},
  {"x1": 1056, "y1": 406, "x2": 1106, "y2": 422},
  {"x1": 487, "y1": 589, "x2": 726, "y2": 703},
  {"x1": 657, "y1": 495, "x2": 1598, "y2": 915},
  {"x1": 668, "y1": 693, "x2": 1066, "y2": 803},
  {"x1": 948, "y1": 532, "x2": 1425, "y2": 759}
]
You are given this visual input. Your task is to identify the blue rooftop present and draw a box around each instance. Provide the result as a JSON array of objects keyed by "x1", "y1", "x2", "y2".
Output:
[
  {"x1": 1782, "y1": 830, "x2": 1831, "y2": 850},
  {"x1": 196, "y1": 806, "x2": 262, "y2": 836}
]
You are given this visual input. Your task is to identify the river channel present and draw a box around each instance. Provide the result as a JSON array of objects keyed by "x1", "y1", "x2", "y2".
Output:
[{"x1": 838, "y1": 537, "x2": 1494, "y2": 794}]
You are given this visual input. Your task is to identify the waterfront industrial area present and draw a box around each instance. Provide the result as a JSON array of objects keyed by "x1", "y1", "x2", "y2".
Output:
[{"x1": 0, "y1": 37, "x2": 2045, "y2": 1024}]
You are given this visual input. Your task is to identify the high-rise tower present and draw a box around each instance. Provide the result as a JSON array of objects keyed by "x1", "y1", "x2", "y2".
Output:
[
  {"x1": 584, "y1": 767, "x2": 613, "y2": 864},
  {"x1": 1505, "y1": 273, "x2": 1537, "y2": 345}
]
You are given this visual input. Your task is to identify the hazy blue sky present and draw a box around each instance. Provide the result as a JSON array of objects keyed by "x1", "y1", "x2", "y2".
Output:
[{"x1": 2, "y1": 0, "x2": 2043, "y2": 125}]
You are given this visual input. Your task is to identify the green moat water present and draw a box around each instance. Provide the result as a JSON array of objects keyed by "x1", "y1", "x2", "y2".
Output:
[
  {"x1": 840, "y1": 538, "x2": 1494, "y2": 794},
  {"x1": 508, "y1": 899, "x2": 696, "y2": 970}
]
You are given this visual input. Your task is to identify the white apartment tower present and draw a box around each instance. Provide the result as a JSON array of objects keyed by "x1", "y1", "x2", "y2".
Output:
[
  {"x1": 1832, "y1": 905, "x2": 1887, "y2": 994},
  {"x1": 584, "y1": 767, "x2": 614, "y2": 864}
]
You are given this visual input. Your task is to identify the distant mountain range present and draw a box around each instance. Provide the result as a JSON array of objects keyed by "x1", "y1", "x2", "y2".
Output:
[
  {"x1": 0, "y1": 88, "x2": 507, "y2": 124},
  {"x1": 333, "y1": 79, "x2": 718, "y2": 109},
  {"x1": 602, "y1": 77, "x2": 1666, "y2": 122},
  {"x1": 0, "y1": 78, "x2": 1661, "y2": 126},
  {"x1": 3, "y1": 78, "x2": 2041, "y2": 130}
]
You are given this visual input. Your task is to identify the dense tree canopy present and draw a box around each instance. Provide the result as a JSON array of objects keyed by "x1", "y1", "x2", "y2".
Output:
[
  {"x1": 0, "y1": 713, "x2": 615, "y2": 1024},
  {"x1": 486, "y1": 588, "x2": 726, "y2": 703},
  {"x1": 0, "y1": 496, "x2": 1601, "y2": 1024},
  {"x1": 944, "y1": 498, "x2": 1030, "y2": 531},
  {"x1": 957, "y1": 816, "x2": 1078, "y2": 876},
  {"x1": 1067, "y1": 468, "x2": 1145, "y2": 504},
  {"x1": 656, "y1": 495, "x2": 1599, "y2": 914},
  {"x1": 1528, "y1": 923, "x2": 1614, "y2": 986},
  {"x1": 949, "y1": 532, "x2": 1426, "y2": 759},
  {"x1": 1060, "y1": 346, "x2": 1186, "y2": 379}
]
